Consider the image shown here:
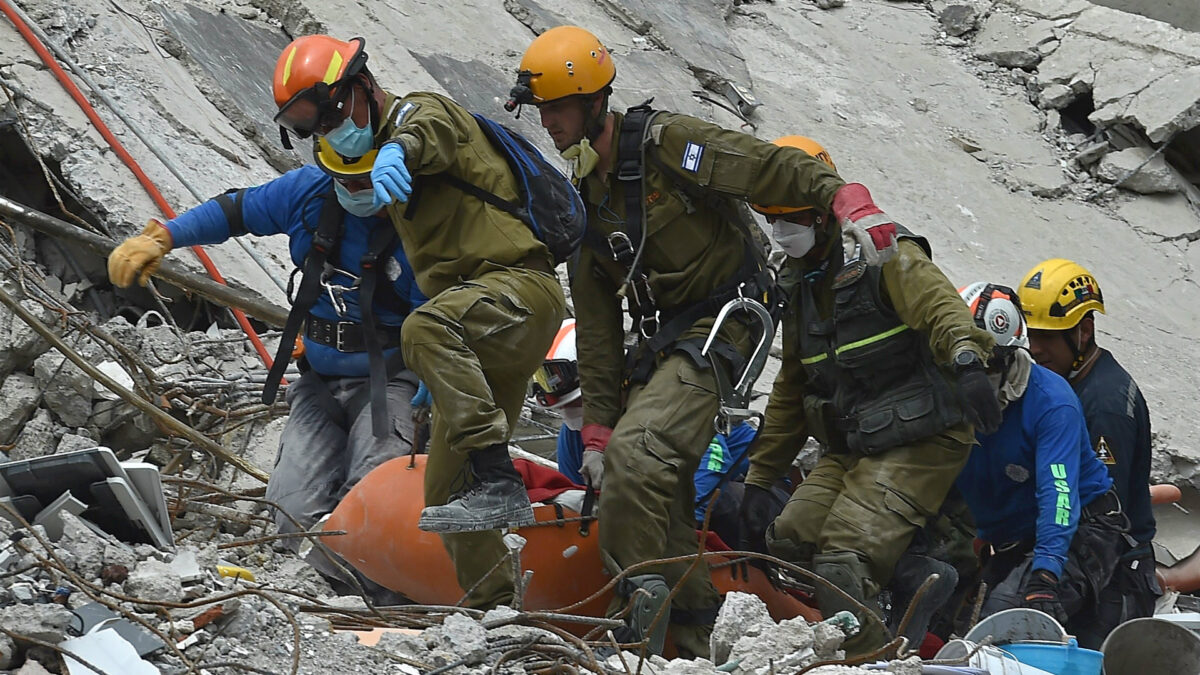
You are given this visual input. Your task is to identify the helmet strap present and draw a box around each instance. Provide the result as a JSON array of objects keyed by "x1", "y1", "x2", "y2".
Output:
[
  {"x1": 1065, "y1": 325, "x2": 1099, "y2": 380},
  {"x1": 584, "y1": 92, "x2": 610, "y2": 142}
]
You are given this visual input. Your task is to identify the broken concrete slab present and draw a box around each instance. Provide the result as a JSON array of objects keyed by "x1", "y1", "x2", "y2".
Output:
[
  {"x1": 972, "y1": 12, "x2": 1056, "y2": 68},
  {"x1": 1090, "y1": 0, "x2": 1200, "y2": 33},
  {"x1": 934, "y1": 1, "x2": 988, "y2": 36},
  {"x1": 711, "y1": 591, "x2": 774, "y2": 666},
  {"x1": 1122, "y1": 67, "x2": 1200, "y2": 144},
  {"x1": 1088, "y1": 56, "x2": 1183, "y2": 127},
  {"x1": 994, "y1": 0, "x2": 1091, "y2": 19},
  {"x1": 157, "y1": 4, "x2": 294, "y2": 172},
  {"x1": 1069, "y1": 5, "x2": 1200, "y2": 62},
  {"x1": 125, "y1": 557, "x2": 185, "y2": 606},
  {"x1": 0, "y1": 602, "x2": 73, "y2": 644},
  {"x1": 503, "y1": 0, "x2": 570, "y2": 35},
  {"x1": 9, "y1": 408, "x2": 59, "y2": 461},
  {"x1": 58, "y1": 510, "x2": 108, "y2": 579},
  {"x1": 600, "y1": 0, "x2": 751, "y2": 94},
  {"x1": 0, "y1": 373, "x2": 40, "y2": 444},
  {"x1": 33, "y1": 350, "x2": 93, "y2": 428},
  {"x1": 1097, "y1": 147, "x2": 1179, "y2": 194},
  {"x1": 408, "y1": 52, "x2": 550, "y2": 154},
  {"x1": 728, "y1": 615, "x2": 818, "y2": 674},
  {"x1": 1007, "y1": 163, "x2": 1072, "y2": 197},
  {"x1": 1118, "y1": 193, "x2": 1200, "y2": 239},
  {"x1": 0, "y1": 294, "x2": 55, "y2": 380}
]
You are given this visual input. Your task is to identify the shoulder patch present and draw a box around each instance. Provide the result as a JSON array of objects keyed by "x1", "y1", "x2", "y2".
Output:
[
  {"x1": 393, "y1": 101, "x2": 418, "y2": 126},
  {"x1": 681, "y1": 142, "x2": 705, "y2": 172},
  {"x1": 1025, "y1": 270, "x2": 1042, "y2": 290},
  {"x1": 1095, "y1": 436, "x2": 1117, "y2": 465}
]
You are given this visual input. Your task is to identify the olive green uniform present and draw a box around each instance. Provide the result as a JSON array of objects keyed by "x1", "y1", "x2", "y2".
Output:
[
  {"x1": 575, "y1": 110, "x2": 844, "y2": 657},
  {"x1": 383, "y1": 92, "x2": 566, "y2": 608},
  {"x1": 746, "y1": 237, "x2": 994, "y2": 653}
]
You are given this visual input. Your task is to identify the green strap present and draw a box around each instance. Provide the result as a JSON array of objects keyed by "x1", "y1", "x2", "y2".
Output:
[{"x1": 800, "y1": 324, "x2": 911, "y2": 365}]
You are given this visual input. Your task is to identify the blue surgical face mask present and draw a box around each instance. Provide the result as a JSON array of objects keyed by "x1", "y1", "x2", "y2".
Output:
[
  {"x1": 334, "y1": 181, "x2": 381, "y2": 217},
  {"x1": 323, "y1": 89, "x2": 374, "y2": 157}
]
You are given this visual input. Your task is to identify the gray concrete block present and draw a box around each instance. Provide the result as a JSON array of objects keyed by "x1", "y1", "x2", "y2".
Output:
[
  {"x1": 0, "y1": 373, "x2": 41, "y2": 444},
  {"x1": 1097, "y1": 147, "x2": 1179, "y2": 194}
]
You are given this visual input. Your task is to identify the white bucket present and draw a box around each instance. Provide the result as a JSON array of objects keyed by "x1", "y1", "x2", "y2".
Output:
[{"x1": 935, "y1": 639, "x2": 1058, "y2": 675}]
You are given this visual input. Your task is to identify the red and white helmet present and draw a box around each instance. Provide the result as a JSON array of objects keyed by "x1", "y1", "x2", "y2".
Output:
[
  {"x1": 959, "y1": 282, "x2": 1029, "y2": 349},
  {"x1": 531, "y1": 319, "x2": 581, "y2": 409}
]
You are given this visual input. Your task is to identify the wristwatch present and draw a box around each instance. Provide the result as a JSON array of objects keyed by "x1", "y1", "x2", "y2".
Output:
[{"x1": 952, "y1": 350, "x2": 982, "y2": 373}]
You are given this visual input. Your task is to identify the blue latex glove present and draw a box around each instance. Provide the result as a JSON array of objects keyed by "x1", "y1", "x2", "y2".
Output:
[
  {"x1": 411, "y1": 380, "x2": 431, "y2": 408},
  {"x1": 371, "y1": 141, "x2": 413, "y2": 206}
]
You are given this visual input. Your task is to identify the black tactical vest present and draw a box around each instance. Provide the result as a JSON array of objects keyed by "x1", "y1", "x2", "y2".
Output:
[{"x1": 792, "y1": 228, "x2": 963, "y2": 454}]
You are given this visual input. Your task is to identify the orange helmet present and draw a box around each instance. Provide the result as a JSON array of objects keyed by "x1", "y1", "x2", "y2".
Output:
[
  {"x1": 751, "y1": 136, "x2": 837, "y2": 216},
  {"x1": 507, "y1": 26, "x2": 615, "y2": 110},
  {"x1": 272, "y1": 36, "x2": 368, "y2": 144}
]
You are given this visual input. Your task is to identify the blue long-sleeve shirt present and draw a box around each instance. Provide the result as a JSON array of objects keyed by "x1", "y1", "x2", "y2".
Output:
[
  {"x1": 165, "y1": 165, "x2": 425, "y2": 377},
  {"x1": 556, "y1": 420, "x2": 756, "y2": 521},
  {"x1": 1073, "y1": 349, "x2": 1155, "y2": 547},
  {"x1": 956, "y1": 364, "x2": 1113, "y2": 578}
]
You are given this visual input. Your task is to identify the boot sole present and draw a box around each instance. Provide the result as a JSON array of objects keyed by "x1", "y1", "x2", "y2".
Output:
[{"x1": 417, "y1": 508, "x2": 537, "y2": 533}]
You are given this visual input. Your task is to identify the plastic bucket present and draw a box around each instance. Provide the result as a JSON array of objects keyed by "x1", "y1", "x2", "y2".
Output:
[
  {"x1": 1003, "y1": 641, "x2": 1102, "y2": 675},
  {"x1": 1101, "y1": 617, "x2": 1200, "y2": 675}
]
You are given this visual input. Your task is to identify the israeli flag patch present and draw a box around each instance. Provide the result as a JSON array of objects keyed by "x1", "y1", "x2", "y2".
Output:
[
  {"x1": 396, "y1": 102, "x2": 416, "y2": 123},
  {"x1": 681, "y1": 142, "x2": 704, "y2": 172}
]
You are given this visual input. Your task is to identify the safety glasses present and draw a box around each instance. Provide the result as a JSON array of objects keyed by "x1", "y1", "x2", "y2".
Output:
[
  {"x1": 531, "y1": 359, "x2": 578, "y2": 406},
  {"x1": 274, "y1": 82, "x2": 352, "y2": 139}
]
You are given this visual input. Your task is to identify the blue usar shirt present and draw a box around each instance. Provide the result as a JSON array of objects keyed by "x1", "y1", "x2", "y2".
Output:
[
  {"x1": 1073, "y1": 349, "x2": 1155, "y2": 546},
  {"x1": 956, "y1": 363, "x2": 1113, "y2": 578},
  {"x1": 164, "y1": 165, "x2": 426, "y2": 377}
]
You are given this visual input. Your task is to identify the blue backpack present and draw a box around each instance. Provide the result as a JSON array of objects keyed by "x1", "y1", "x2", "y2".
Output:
[{"x1": 434, "y1": 114, "x2": 586, "y2": 266}]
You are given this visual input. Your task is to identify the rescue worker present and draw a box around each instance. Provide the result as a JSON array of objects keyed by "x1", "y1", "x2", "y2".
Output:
[
  {"x1": 512, "y1": 27, "x2": 906, "y2": 658},
  {"x1": 954, "y1": 282, "x2": 1131, "y2": 649},
  {"x1": 532, "y1": 319, "x2": 770, "y2": 547},
  {"x1": 739, "y1": 137, "x2": 1003, "y2": 656},
  {"x1": 270, "y1": 35, "x2": 565, "y2": 608},
  {"x1": 1018, "y1": 259, "x2": 1159, "y2": 623},
  {"x1": 106, "y1": 141, "x2": 424, "y2": 598}
]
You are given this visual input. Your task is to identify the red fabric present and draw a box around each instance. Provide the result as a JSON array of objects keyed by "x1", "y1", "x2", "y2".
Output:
[
  {"x1": 514, "y1": 458, "x2": 583, "y2": 504},
  {"x1": 918, "y1": 632, "x2": 944, "y2": 659},
  {"x1": 831, "y1": 183, "x2": 897, "y2": 252},
  {"x1": 581, "y1": 423, "x2": 613, "y2": 452},
  {"x1": 867, "y1": 222, "x2": 897, "y2": 250}
]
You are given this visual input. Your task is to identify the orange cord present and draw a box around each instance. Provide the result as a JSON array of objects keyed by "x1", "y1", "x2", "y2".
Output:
[{"x1": 0, "y1": 0, "x2": 275, "y2": 369}]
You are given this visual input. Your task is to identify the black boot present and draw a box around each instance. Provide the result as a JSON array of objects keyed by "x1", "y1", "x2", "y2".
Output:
[{"x1": 418, "y1": 444, "x2": 535, "y2": 533}]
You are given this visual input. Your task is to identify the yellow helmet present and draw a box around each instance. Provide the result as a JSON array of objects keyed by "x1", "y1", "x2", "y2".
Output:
[
  {"x1": 751, "y1": 136, "x2": 836, "y2": 216},
  {"x1": 313, "y1": 137, "x2": 376, "y2": 181},
  {"x1": 1018, "y1": 258, "x2": 1106, "y2": 331},
  {"x1": 509, "y1": 26, "x2": 615, "y2": 108}
]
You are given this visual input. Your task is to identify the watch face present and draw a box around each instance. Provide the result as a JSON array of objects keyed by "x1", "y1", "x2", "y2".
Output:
[{"x1": 955, "y1": 352, "x2": 976, "y2": 368}]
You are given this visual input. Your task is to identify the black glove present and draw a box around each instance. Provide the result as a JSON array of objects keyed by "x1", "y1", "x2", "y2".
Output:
[
  {"x1": 1021, "y1": 569, "x2": 1068, "y2": 624},
  {"x1": 955, "y1": 355, "x2": 1003, "y2": 435},
  {"x1": 738, "y1": 483, "x2": 781, "y2": 584},
  {"x1": 739, "y1": 484, "x2": 777, "y2": 552}
]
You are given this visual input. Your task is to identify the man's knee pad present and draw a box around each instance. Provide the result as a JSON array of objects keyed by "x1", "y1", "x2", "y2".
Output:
[
  {"x1": 616, "y1": 574, "x2": 670, "y2": 656},
  {"x1": 765, "y1": 523, "x2": 816, "y2": 569},
  {"x1": 813, "y1": 551, "x2": 878, "y2": 617}
]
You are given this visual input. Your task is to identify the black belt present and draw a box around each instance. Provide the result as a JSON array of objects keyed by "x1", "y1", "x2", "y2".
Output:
[{"x1": 305, "y1": 316, "x2": 401, "y2": 353}]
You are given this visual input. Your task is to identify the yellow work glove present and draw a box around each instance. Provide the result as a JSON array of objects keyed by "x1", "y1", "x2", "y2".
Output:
[{"x1": 108, "y1": 219, "x2": 173, "y2": 287}]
